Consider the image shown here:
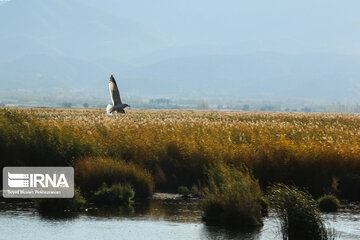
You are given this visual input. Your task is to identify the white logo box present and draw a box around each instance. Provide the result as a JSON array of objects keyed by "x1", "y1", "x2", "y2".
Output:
[{"x1": 3, "y1": 167, "x2": 74, "y2": 198}]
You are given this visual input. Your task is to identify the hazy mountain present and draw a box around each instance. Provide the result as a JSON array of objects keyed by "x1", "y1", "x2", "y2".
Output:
[
  {"x1": 0, "y1": 0, "x2": 169, "y2": 62},
  {"x1": 1, "y1": 0, "x2": 360, "y2": 102},
  {"x1": 119, "y1": 53, "x2": 360, "y2": 100},
  {"x1": 1, "y1": 52, "x2": 359, "y2": 101},
  {"x1": 0, "y1": 54, "x2": 107, "y2": 90}
]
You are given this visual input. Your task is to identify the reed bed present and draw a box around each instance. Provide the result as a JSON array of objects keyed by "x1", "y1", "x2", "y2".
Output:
[{"x1": 1, "y1": 108, "x2": 360, "y2": 198}]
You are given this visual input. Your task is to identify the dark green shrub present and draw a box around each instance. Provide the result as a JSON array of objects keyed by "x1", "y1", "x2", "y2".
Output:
[
  {"x1": 202, "y1": 164, "x2": 263, "y2": 229},
  {"x1": 76, "y1": 157, "x2": 154, "y2": 198},
  {"x1": 318, "y1": 195, "x2": 340, "y2": 212},
  {"x1": 178, "y1": 186, "x2": 190, "y2": 196},
  {"x1": 35, "y1": 189, "x2": 86, "y2": 213},
  {"x1": 269, "y1": 184, "x2": 335, "y2": 240},
  {"x1": 91, "y1": 184, "x2": 134, "y2": 206},
  {"x1": 190, "y1": 185, "x2": 203, "y2": 198}
]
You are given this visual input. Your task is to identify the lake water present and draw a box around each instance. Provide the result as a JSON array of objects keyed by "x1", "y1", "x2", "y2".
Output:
[{"x1": 0, "y1": 197, "x2": 359, "y2": 240}]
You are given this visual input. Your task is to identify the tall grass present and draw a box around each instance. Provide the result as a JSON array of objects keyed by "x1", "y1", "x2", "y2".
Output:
[
  {"x1": 269, "y1": 184, "x2": 335, "y2": 240},
  {"x1": 0, "y1": 109, "x2": 93, "y2": 168},
  {"x1": 202, "y1": 164, "x2": 263, "y2": 228},
  {"x1": 75, "y1": 157, "x2": 154, "y2": 198},
  {"x1": 1, "y1": 108, "x2": 360, "y2": 199}
]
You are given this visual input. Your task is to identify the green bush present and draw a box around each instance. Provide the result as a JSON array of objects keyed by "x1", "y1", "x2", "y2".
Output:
[
  {"x1": 178, "y1": 186, "x2": 190, "y2": 196},
  {"x1": 76, "y1": 157, "x2": 154, "y2": 198},
  {"x1": 318, "y1": 195, "x2": 341, "y2": 212},
  {"x1": 202, "y1": 164, "x2": 263, "y2": 229},
  {"x1": 91, "y1": 184, "x2": 134, "y2": 206},
  {"x1": 190, "y1": 185, "x2": 203, "y2": 198},
  {"x1": 269, "y1": 184, "x2": 335, "y2": 240},
  {"x1": 35, "y1": 189, "x2": 86, "y2": 213}
]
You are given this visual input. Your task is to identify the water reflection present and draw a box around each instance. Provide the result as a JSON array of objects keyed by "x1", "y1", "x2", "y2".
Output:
[
  {"x1": 324, "y1": 203, "x2": 360, "y2": 239},
  {"x1": 202, "y1": 225, "x2": 263, "y2": 240},
  {"x1": 38, "y1": 211, "x2": 80, "y2": 220},
  {"x1": 83, "y1": 198, "x2": 202, "y2": 223},
  {"x1": 0, "y1": 198, "x2": 359, "y2": 240}
]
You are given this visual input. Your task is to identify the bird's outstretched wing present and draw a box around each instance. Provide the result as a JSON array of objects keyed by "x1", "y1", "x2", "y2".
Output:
[{"x1": 109, "y1": 75, "x2": 122, "y2": 105}]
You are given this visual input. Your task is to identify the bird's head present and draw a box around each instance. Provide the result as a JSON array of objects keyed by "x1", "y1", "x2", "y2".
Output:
[{"x1": 125, "y1": 104, "x2": 130, "y2": 108}]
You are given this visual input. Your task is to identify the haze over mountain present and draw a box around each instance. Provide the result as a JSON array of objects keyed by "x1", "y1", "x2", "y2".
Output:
[{"x1": 1, "y1": 0, "x2": 360, "y2": 102}]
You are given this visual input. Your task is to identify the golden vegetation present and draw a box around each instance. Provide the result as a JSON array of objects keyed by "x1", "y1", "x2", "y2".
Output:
[
  {"x1": 202, "y1": 164, "x2": 264, "y2": 228},
  {"x1": 76, "y1": 157, "x2": 154, "y2": 198},
  {"x1": 1, "y1": 108, "x2": 360, "y2": 198}
]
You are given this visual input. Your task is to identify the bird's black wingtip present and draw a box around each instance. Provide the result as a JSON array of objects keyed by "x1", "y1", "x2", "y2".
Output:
[{"x1": 109, "y1": 74, "x2": 115, "y2": 83}]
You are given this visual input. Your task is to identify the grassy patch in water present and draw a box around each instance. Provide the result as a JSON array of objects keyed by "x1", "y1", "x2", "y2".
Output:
[
  {"x1": 91, "y1": 184, "x2": 134, "y2": 206},
  {"x1": 318, "y1": 194, "x2": 341, "y2": 212},
  {"x1": 202, "y1": 164, "x2": 264, "y2": 229},
  {"x1": 269, "y1": 184, "x2": 335, "y2": 240},
  {"x1": 75, "y1": 157, "x2": 154, "y2": 198}
]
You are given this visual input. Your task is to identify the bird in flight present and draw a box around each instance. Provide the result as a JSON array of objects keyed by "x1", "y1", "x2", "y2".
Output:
[{"x1": 106, "y1": 75, "x2": 130, "y2": 115}]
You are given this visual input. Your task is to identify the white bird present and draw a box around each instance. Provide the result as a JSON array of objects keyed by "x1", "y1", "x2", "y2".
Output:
[{"x1": 106, "y1": 75, "x2": 130, "y2": 115}]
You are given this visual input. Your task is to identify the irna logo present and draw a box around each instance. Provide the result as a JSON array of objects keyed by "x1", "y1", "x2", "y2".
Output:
[
  {"x1": 8, "y1": 172, "x2": 69, "y2": 188},
  {"x1": 3, "y1": 167, "x2": 74, "y2": 198}
]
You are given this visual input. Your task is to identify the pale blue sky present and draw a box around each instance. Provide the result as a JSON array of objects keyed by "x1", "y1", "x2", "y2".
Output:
[
  {"x1": 2, "y1": 0, "x2": 360, "y2": 55},
  {"x1": 83, "y1": 0, "x2": 360, "y2": 54}
]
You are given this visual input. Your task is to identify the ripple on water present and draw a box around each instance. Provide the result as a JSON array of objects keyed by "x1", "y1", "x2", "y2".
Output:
[{"x1": 0, "y1": 200, "x2": 359, "y2": 240}]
